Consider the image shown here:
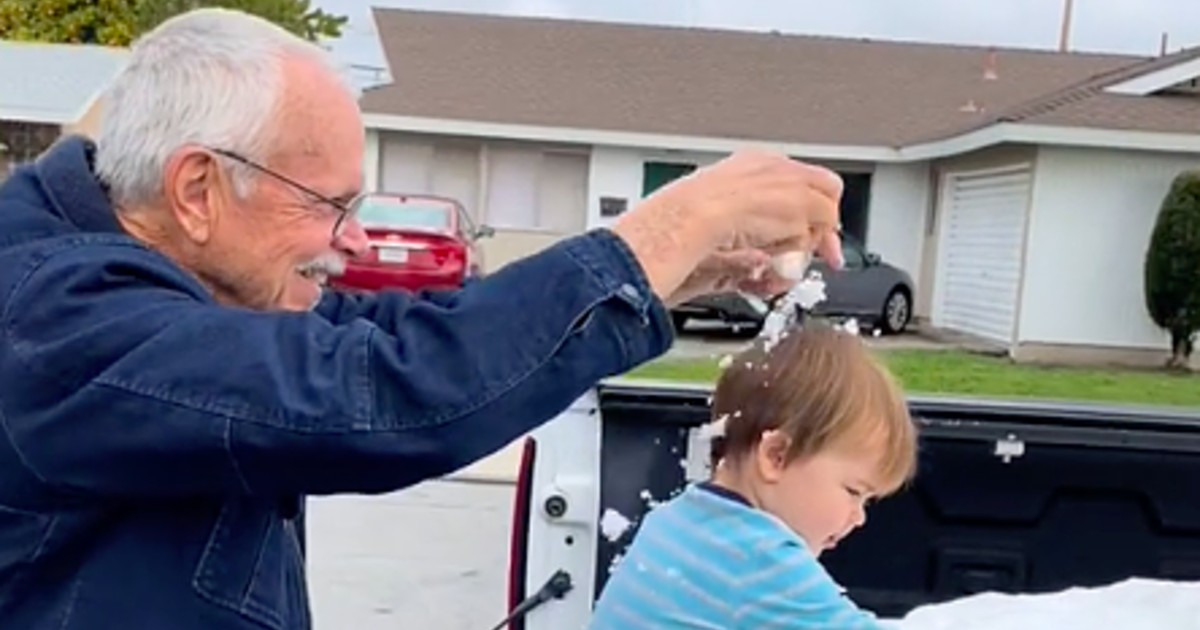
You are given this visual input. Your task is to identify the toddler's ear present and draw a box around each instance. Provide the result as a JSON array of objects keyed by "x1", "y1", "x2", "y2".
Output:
[{"x1": 755, "y1": 430, "x2": 792, "y2": 483}]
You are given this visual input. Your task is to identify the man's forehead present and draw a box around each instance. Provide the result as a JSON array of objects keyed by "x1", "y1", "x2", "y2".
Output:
[{"x1": 268, "y1": 61, "x2": 365, "y2": 198}]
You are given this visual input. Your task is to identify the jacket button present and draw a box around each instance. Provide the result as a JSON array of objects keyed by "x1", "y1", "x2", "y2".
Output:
[{"x1": 618, "y1": 283, "x2": 640, "y2": 302}]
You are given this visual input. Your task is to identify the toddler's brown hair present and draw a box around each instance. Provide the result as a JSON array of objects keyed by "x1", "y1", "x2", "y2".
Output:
[{"x1": 710, "y1": 323, "x2": 917, "y2": 495}]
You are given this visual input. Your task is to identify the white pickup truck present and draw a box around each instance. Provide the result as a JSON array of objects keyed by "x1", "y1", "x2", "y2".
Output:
[{"x1": 495, "y1": 380, "x2": 1200, "y2": 629}]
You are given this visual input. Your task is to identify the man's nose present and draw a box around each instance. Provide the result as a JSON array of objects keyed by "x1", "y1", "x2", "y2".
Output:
[{"x1": 333, "y1": 216, "x2": 370, "y2": 258}]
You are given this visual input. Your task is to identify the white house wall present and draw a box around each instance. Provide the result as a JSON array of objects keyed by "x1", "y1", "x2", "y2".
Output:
[
  {"x1": 587, "y1": 146, "x2": 644, "y2": 230},
  {"x1": 586, "y1": 148, "x2": 728, "y2": 230},
  {"x1": 1018, "y1": 146, "x2": 1200, "y2": 349},
  {"x1": 865, "y1": 162, "x2": 930, "y2": 279}
]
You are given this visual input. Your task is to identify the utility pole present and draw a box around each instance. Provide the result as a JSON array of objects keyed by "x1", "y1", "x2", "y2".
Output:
[{"x1": 1059, "y1": 0, "x2": 1074, "y2": 52}]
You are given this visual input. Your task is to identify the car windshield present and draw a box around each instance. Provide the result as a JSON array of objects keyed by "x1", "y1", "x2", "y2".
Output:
[{"x1": 356, "y1": 197, "x2": 452, "y2": 232}]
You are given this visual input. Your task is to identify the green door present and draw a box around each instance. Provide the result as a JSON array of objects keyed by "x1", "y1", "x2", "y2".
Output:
[{"x1": 642, "y1": 161, "x2": 697, "y2": 197}]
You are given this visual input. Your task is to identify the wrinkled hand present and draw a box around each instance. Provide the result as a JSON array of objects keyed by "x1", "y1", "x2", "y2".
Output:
[
  {"x1": 684, "y1": 149, "x2": 845, "y2": 269},
  {"x1": 663, "y1": 249, "x2": 793, "y2": 307},
  {"x1": 612, "y1": 148, "x2": 845, "y2": 308}
]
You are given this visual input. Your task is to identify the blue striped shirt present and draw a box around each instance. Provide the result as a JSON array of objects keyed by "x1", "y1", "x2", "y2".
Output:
[{"x1": 588, "y1": 483, "x2": 884, "y2": 629}]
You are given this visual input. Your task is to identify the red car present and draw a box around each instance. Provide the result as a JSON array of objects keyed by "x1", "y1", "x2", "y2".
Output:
[{"x1": 331, "y1": 193, "x2": 493, "y2": 294}]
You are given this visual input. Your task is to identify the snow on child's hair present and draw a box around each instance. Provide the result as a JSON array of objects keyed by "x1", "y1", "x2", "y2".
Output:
[
  {"x1": 596, "y1": 251, "x2": 863, "y2": 546},
  {"x1": 704, "y1": 250, "x2": 863, "y2": 440}
]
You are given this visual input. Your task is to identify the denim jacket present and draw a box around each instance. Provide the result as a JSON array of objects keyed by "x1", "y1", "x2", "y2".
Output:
[{"x1": 0, "y1": 136, "x2": 673, "y2": 629}]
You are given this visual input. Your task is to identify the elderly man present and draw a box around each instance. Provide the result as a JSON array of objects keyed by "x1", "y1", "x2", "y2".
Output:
[{"x1": 0, "y1": 8, "x2": 843, "y2": 630}]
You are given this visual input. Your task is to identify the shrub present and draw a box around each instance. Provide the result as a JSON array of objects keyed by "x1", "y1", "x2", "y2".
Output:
[{"x1": 1144, "y1": 171, "x2": 1200, "y2": 369}]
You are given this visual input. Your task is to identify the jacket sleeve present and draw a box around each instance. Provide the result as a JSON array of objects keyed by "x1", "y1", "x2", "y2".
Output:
[{"x1": 0, "y1": 229, "x2": 673, "y2": 499}]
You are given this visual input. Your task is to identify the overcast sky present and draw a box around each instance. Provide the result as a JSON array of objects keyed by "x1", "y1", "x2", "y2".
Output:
[{"x1": 316, "y1": 0, "x2": 1200, "y2": 70}]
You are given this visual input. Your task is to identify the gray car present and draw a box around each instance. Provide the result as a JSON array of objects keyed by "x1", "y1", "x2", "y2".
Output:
[{"x1": 671, "y1": 234, "x2": 915, "y2": 335}]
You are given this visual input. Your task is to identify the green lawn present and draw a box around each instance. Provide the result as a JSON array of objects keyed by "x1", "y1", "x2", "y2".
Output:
[{"x1": 623, "y1": 349, "x2": 1200, "y2": 409}]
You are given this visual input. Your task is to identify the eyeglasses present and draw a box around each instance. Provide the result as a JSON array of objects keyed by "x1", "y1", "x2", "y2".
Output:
[{"x1": 208, "y1": 147, "x2": 361, "y2": 239}]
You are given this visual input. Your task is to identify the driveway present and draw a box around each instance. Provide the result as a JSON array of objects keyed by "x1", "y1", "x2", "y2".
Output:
[
  {"x1": 307, "y1": 480, "x2": 514, "y2": 630},
  {"x1": 668, "y1": 321, "x2": 947, "y2": 360}
]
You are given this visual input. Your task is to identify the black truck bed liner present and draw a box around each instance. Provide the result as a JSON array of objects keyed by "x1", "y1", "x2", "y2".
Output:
[{"x1": 593, "y1": 383, "x2": 1200, "y2": 619}]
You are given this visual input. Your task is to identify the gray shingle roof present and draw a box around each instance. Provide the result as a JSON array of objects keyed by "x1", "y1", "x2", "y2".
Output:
[{"x1": 361, "y1": 8, "x2": 1200, "y2": 147}]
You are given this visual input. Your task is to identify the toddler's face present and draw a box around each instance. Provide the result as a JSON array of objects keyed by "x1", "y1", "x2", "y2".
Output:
[{"x1": 756, "y1": 434, "x2": 882, "y2": 555}]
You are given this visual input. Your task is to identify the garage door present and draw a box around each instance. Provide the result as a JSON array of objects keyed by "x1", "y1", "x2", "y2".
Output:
[{"x1": 935, "y1": 163, "x2": 1032, "y2": 345}]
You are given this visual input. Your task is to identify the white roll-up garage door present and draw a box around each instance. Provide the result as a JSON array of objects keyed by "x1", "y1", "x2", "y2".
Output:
[{"x1": 934, "y1": 163, "x2": 1032, "y2": 346}]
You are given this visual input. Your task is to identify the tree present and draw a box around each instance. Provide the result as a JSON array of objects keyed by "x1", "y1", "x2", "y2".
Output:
[
  {"x1": 0, "y1": 0, "x2": 139, "y2": 46},
  {"x1": 137, "y1": 0, "x2": 346, "y2": 42},
  {"x1": 0, "y1": 0, "x2": 346, "y2": 46},
  {"x1": 1143, "y1": 170, "x2": 1200, "y2": 370}
]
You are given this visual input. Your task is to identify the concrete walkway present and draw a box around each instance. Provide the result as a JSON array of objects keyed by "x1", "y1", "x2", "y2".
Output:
[{"x1": 307, "y1": 481, "x2": 514, "y2": 630}]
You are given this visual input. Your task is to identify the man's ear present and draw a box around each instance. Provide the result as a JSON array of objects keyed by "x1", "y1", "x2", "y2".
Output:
[
  {"x1": 755, "y1": 430, "x2": 792, "y2": 483},
  {"x1": 163, "y1": 148, "x2": 224, "y2": 244}
]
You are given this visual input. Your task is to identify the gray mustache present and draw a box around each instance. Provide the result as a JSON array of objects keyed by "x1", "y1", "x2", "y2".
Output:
[{"x1": 297, "y1": 254, "x2": 346, "y2": 276}]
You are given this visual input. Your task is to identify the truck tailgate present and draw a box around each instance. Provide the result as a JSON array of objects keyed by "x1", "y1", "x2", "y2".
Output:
[{"x1": 506, "y1": 381, "x2": 1200, "y2": 628}]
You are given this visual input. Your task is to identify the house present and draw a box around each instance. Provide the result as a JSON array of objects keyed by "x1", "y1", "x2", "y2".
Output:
[
  {"x1": 359, "y1": 8, "x2": 1200, "y2": 367},
  {"x1": 0, "y1": 41, "x2": 129, "y2": 177}
]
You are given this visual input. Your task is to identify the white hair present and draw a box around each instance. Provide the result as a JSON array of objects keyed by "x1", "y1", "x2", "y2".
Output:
[{"x1": 95, "y1": 8, "x2": 356, "y2": 207}]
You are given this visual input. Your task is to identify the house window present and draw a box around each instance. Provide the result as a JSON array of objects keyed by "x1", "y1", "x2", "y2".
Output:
[
  {"x1": 378, "y1": 136, "x2": 483, "y2": 222},
  {"x1": 484, "y1": 146, "x2": 587, "y2": 234},
  {"x1": 537, "y1": 151, "x2": 588, "y2": 233},
  {"x1": 430, "y1": 143, "x2": 481, "y2": 221},
  {"x1": 642, "y1": 161, "x2": 696, "y2": 196},
  {"x1": 485, "y1": 147, "x2": 540, "y2": 228}
]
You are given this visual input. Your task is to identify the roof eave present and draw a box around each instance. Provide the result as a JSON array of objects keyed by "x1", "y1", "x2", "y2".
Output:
[
  {"x1": 1003, "y1": 122, "x2": 1200, "y2": 154},
  {"x1": 361, "y1": 112, "x2": 901, "y2": 162},
  {"x1": 901, "y1": 121, "x2": 1200, "y2": 159},
  {"x1": 0, "y1": 107, "x2": 74, "y2": 126},
  {"x1": 362, "y1": 113, "x2": 1200, "y2": 163},
  {"x1": 1104, "y1": 53, "x2": 1200, "y2": 96}
]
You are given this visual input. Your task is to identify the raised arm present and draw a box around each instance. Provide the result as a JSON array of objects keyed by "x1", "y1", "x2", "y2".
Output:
[{"x1": 0, "y1": 230, "x2": 668, "y2": 499}]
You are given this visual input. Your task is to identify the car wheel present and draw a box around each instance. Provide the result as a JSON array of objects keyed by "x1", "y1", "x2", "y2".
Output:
[
  {"x1": 671, "y1": 312, "x2": 688, "y2": 333},
  {"x1": 881, "y1": 288, "x2": 911, "y2": 334}
]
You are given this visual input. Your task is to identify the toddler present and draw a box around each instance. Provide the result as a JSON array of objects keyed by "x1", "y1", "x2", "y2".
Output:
[{"x1": 589, "y1": 323, "x2": 918, "y2": 629}]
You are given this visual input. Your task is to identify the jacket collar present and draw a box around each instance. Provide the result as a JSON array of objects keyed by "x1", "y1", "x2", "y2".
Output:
[{"x1": 33, "y1": 135, "x2": 124, "y2": 235}]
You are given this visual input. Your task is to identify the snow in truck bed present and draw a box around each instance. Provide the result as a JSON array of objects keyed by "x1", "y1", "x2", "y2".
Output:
[{"x1": 888, "y1": 577, "x2": 1200, "y2": 629}]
